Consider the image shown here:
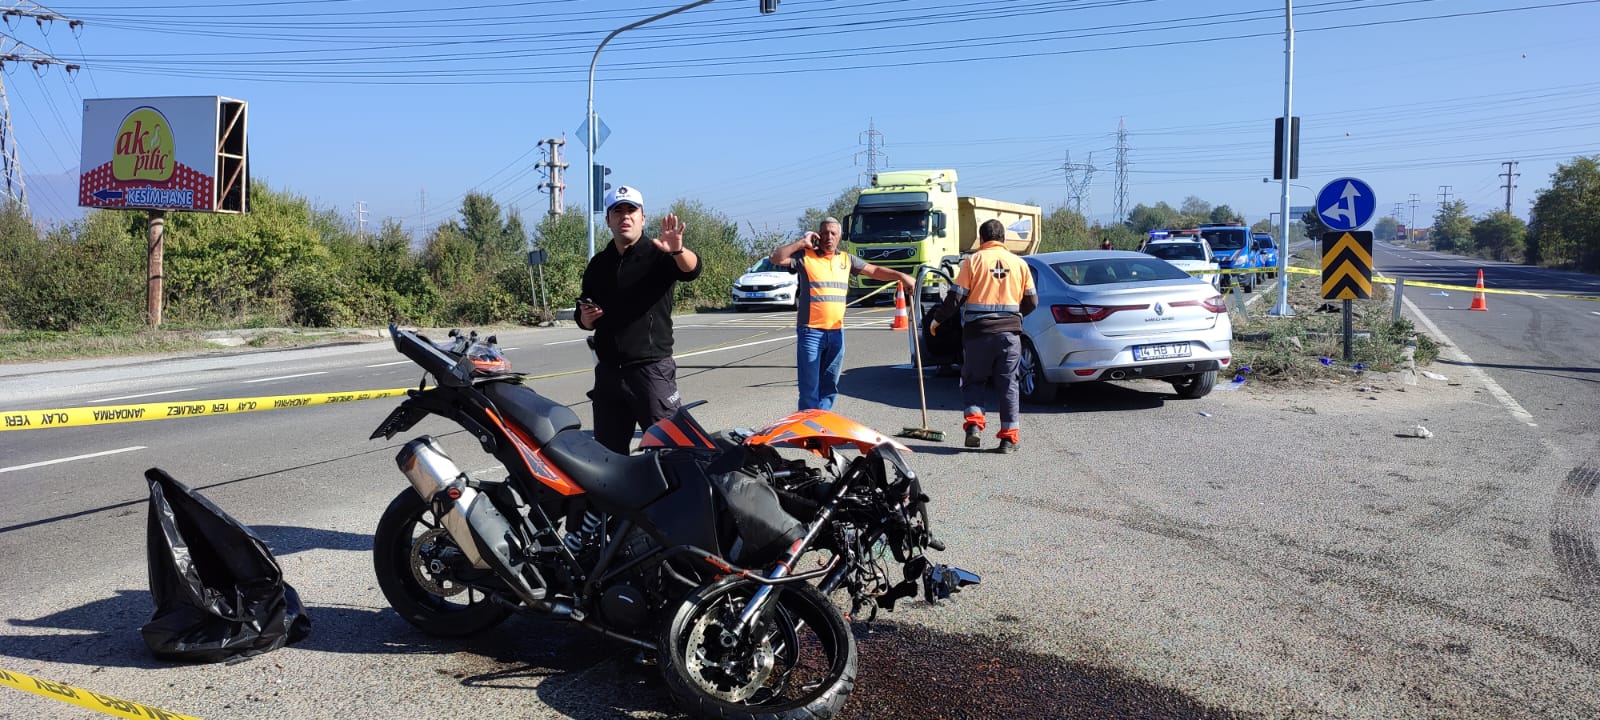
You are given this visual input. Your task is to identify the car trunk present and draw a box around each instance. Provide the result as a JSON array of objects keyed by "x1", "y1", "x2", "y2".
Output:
[{"x1": 1073, "y1": 284, "x2": 1219, "y2": 338}]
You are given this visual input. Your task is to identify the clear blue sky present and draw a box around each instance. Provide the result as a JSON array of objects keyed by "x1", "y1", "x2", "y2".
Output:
[{"x1": 11, "y1": 0, "x2": 1599, "y2": 238}]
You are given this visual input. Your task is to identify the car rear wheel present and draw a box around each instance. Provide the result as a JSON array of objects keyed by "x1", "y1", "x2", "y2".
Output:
[
  {"x1": 1018, "y1": 340, "x2": 1058, "y2": 404},
  {"x1": 1171, "y1": 370, "x2": 1218, "y2": 399}
]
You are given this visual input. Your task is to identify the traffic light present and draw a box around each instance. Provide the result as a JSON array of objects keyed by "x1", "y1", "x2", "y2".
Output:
[
  {"x1": 759, "y1": 0, "x2": 779, "y2": 14},
  {"x1": 592, "y1": 163, "x2": 611, "y2": 213}
]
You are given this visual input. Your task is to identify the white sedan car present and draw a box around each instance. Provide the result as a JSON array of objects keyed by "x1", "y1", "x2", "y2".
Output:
[
  {"x1": 1140, "y1": 236, "x2": 1220, "y2": 288},
  {"x1": 730, "y1": 258, "x2": 798, "y2": 311},
  {"x1": 1017, "y1": 250, "x2": 1233, "y2": 401}
]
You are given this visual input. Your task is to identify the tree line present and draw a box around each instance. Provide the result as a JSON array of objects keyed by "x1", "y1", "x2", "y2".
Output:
[{"x1": 2, "y1": 155, "x2": 1593, "y2": 333}]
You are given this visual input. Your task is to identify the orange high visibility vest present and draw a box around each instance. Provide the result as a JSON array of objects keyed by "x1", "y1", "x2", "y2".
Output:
[
  {"x1": 956, "y1": 241, "x2": 1033, "y2": 324},
  {"x1": 800, "y1": 250, "x2": 852, "y2": 330}
]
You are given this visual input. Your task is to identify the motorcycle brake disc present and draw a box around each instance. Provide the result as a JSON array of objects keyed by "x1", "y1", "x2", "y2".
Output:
[
  {"x1": 411, "y1": 527, "x2": 466, "y2": 597},
  {"x1": 685, "y1": 604, "x2": 777, "y2": 702}
]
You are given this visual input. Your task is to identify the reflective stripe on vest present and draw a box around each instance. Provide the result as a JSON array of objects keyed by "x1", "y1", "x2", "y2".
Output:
[
  {"x1": 801, "y1": 250, "x2": 852, "y2": 329},
  {"x1": 959, "y1": 243, "x2": 1031, "y2": 325}
]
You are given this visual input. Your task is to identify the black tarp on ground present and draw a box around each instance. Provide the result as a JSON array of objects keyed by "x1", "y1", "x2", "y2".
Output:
[{"x1": 141, "y1": 468, "x2": 311, "y2": 663}]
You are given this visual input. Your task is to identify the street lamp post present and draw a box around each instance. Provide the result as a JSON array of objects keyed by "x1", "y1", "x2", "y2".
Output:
[
  {"x1": 1270, "y1": 0, "x2": 1295, "y2": 317},
  {"x1": 585, "y1": 0, "x2": 779, "y2": 258}
]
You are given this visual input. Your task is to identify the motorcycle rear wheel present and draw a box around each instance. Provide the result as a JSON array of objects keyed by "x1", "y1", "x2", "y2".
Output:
[
  {"x1": 660, "y1": 579, "x2": 857, "y2": 720},
  {"x1": 373, "y1": 488, "x2": 511, "y2": 636}
]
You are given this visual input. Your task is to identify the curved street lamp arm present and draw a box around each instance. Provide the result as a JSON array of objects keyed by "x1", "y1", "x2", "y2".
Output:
[{"x1": 586, "y1": 0, "x2": 716, "y2": 258}]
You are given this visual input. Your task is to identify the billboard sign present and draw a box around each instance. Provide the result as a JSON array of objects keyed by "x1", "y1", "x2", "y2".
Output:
[{"x1": 79, "y1": 96, "x2": 248, "y2": 213}]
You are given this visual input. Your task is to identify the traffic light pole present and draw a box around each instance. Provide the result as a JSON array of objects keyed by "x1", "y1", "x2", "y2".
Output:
[{"x1": 586, "y1": 0, "x2": 716, "y2": 259}]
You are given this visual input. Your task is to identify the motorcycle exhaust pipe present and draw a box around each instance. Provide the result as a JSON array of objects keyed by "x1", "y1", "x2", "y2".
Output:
[
  {"x1": 396, "y1": 436, "x2": 492, "y2": 569},
  {"x1": 395, "y1": 436, "x2": 549, "y2": 606}
]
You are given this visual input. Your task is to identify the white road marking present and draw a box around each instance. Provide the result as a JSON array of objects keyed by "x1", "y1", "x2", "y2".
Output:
[
  {"x1": 243, "y1": 371, "x2": 328, "y2": 384},
  {"x1": 1403, "y1": 296, "x2": 1536, "y2": 427},
  {"x1": 365, "y1": 360, "x2": 412, "y2": 368},
  {"x1": 676, "y1": 336, "x2": 795, "y2": 359},
  {"x1": 91, "y1": 388, "x2": 197, "y2": 403},
  {"x1": 1592, "y1": 311, "x2": 1600, "y2": 317},
  {"x1": 1, "y1": 446, "x2": 147, "y2": 474},
  {"x1": 544, "y1": 338, "x2": 588, "y2": 346}
]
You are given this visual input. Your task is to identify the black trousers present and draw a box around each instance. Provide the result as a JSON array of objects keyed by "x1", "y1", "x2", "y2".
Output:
[{"x1": 588, "y1": 357, "x2": 681, "y2": 454}]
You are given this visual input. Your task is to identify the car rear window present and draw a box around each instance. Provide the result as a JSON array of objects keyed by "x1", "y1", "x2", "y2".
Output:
[
  {"x1": 1051, "y1": 258, "x2": 1191, "y2": 286},
  {"x1": 1201, "y1": 228, "x2": 1248, "y2": 251},
  {"x1": 1143, "y1": 243, "x2": 1206, "y2": 261}
]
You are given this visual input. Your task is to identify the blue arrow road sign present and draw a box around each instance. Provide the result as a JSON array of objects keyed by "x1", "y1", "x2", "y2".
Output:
[
  {"x1": 92, "y1": 189, "x2": 124, "y2": 201},
  {"x1": 1315, "y1": 177, "x2": 1376, "y2": 231}
]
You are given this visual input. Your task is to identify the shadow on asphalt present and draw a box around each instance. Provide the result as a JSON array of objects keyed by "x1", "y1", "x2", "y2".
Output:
[
  {"x1": 8, "y1": 594, "x2": 1249, "y2": 719},
  {"x1": 841, "y1": 364, "x2": 1174, "y2": 415},
  {"x1": 845, "y1": 620, "x2": 1246, "y2": 720}
]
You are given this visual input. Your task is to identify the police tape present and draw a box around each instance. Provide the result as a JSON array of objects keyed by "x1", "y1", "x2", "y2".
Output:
[
  {"x1": 1193, "y1": 265, "x2": 1600, "y2": 302},
  {"x1": 1, "y1": 387, "x2": 410, "y2": 432},
  {"x1": 0, "y1": 665, "x2": 201, "y2": 720}
]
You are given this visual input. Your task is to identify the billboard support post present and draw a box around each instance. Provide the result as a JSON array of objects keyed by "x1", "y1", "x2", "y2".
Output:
[{"x1": 147, "y1": 210, "x2": 165, "y2": 327}]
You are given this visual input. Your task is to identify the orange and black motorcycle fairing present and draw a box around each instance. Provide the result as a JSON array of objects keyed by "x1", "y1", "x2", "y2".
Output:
[{"x1": 367, "y1": 326, "x2": 976, "y2": 720}]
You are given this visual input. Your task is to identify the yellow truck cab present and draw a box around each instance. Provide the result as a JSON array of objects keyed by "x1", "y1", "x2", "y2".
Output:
[{"x1": 842, "y1": 169, "x2": 1041, "y2": 304}]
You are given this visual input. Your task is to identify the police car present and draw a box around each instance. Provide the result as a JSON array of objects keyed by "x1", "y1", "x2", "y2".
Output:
[
  {"x1": 1196, "y1": 223, "x2": 1264, "y2": 292},
  {"x1": 1140, "y1": 232, "x2": 1220, "y2": 288}
]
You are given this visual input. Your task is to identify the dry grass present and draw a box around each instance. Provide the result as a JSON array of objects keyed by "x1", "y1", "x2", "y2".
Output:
[
  {"x1": 1226, "y1": 250, "x2": 1441, "y2": 385},
  {"x1": 0, "y1": 326, "x2": 380, "y2": 363}
]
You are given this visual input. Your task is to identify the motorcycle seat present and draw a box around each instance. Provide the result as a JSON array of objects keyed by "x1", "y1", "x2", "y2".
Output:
[
  {"x1": 541, "y1": 430, "x2": 672, "y2": 513},
  {"x1": 483, "y1": 382, "x2": 582, "y2": 446}
]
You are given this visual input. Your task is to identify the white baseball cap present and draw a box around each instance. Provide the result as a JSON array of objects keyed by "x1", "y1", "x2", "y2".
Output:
[{"x1": 604, "y1": 185, "x2": 643, "y2": 213}]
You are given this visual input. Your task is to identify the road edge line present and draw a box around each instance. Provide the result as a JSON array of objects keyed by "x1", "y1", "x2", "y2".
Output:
[{"x1": 1402, "y1": 295, "x2": 1536, "y2": 427}]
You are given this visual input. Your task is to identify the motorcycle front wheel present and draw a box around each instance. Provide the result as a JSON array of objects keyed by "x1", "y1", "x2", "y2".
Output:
[
  {"x1": 372, "y1": 488, "x2": 511, "y2": 636},
  {"x1": 659, "y1": 579, "x2": 857, "y2": 720}
]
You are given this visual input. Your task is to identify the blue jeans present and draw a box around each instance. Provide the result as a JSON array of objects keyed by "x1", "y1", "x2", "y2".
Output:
[{"x1": 796, "y1": 327, "x2": 845, "y2": 411}]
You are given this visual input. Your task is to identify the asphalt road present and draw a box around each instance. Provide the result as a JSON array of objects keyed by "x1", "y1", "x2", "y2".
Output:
[{"x1": 2, "y1": 290, "x2": 1598, "y2": 720}]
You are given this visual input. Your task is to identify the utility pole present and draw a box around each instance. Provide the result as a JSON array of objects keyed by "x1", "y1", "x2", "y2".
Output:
[
  {"x1": 1499, "y1": 160, "x2": 1519, "y2": 214},
  {"x1": 0, "y1": 9, "x2": 85, "y2": 212},
  {"x1": 535, "y1": 135, "x2": 569, "y2": 217},
  {"x1": 1113, "y1": 117, "x2": 1129, "y2": 224},
  {"x1": 354, "y1": 200, "x2": 368, "y2": 238},
  {"x1": 1062, "y1": 150, "x2": 1096, "y2": 217},
  {"x1": 855, "y1": 118, "x2": 886, "y2": 185},
  {"x1": 1437, "y1": 185, "x2": 1452, "y2": 208},
  {"x1": 1408, "y1": 193, "x2": 1419, "y2": 244},
  {"x1": 417, "y1": 188, "x2": 428, "y2": 231}
]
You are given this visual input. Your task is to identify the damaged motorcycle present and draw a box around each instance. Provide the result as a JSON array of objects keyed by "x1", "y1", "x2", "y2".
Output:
[{"x1": 368, "y1": 326, "x2": 978, "y2": 719}]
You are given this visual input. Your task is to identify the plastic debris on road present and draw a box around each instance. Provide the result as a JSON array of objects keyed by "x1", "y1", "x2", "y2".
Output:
[
  {"x1": 1421, "y1": 370, "x2": 1449, "y2": 381},
  {"x1": 1411, "y1": 425, "x2": 1433, "y2": 438}
]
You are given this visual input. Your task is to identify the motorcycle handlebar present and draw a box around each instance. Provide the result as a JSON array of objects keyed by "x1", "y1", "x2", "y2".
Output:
[{"x1": 389, "y1": 324, "x2": 473, "y2": 387}]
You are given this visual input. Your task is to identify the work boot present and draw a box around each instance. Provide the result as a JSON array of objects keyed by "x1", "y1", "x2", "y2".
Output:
[
  {"x1": 997, "y1": 438, "x2": 1018, "y2": 454},
  {"x1": 964, "y1": 425, "x2": 982, "y2": 448}
]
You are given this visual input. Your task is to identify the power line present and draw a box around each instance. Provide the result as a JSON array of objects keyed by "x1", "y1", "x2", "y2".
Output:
[{"x1": 0, "y1": 4, "x2": 84, "y2": 213}]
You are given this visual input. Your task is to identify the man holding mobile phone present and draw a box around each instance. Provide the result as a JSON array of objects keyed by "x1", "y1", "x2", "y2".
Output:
[
  {"x1": 769, "y1": 217, "x2": 913, "y2": 411},
  {"x1": 575, "y1": 185, "x2": 701, "y2": 453}
]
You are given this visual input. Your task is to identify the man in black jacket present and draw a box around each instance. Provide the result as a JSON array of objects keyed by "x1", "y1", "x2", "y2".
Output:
[{"x1": 576, "y1": 185, "x2": 701, "y2": 453}]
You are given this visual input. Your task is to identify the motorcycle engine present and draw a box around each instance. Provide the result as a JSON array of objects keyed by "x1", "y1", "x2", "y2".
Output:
[{"x1": 565, "y1": 509, "x2": 661, "y2": 630}]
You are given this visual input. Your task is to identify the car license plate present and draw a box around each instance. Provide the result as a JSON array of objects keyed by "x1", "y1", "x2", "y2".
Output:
[
  {"x1": 739, "y1": 291, "x2": 768, "y2": 299},
  {"x1": 1134, "y1": 342, "x2": 1191, "y2": 361}
]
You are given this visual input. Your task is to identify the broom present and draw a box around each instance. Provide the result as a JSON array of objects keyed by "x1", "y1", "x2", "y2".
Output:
[{"x1": 897, "y1": 290, "x2": 945, "y2": 442}]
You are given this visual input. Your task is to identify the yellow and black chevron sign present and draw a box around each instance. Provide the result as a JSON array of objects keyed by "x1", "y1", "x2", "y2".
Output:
[{"x1": 1321, "y1": 230, "x2": 1373, "y2": 300}]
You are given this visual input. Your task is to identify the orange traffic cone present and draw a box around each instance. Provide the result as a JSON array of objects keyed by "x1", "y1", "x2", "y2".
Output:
[
  {"x1": 1469, "y1": 269, "x2": 1488, "y2": 311},
  {"x1": 890, "y1": 286, "x2": 909, "y2": 331}
]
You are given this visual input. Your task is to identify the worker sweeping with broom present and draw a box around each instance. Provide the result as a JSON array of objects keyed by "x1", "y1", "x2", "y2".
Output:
[{"x1": 927, "y1": 219, "x2": 1037, "y2": 453}]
